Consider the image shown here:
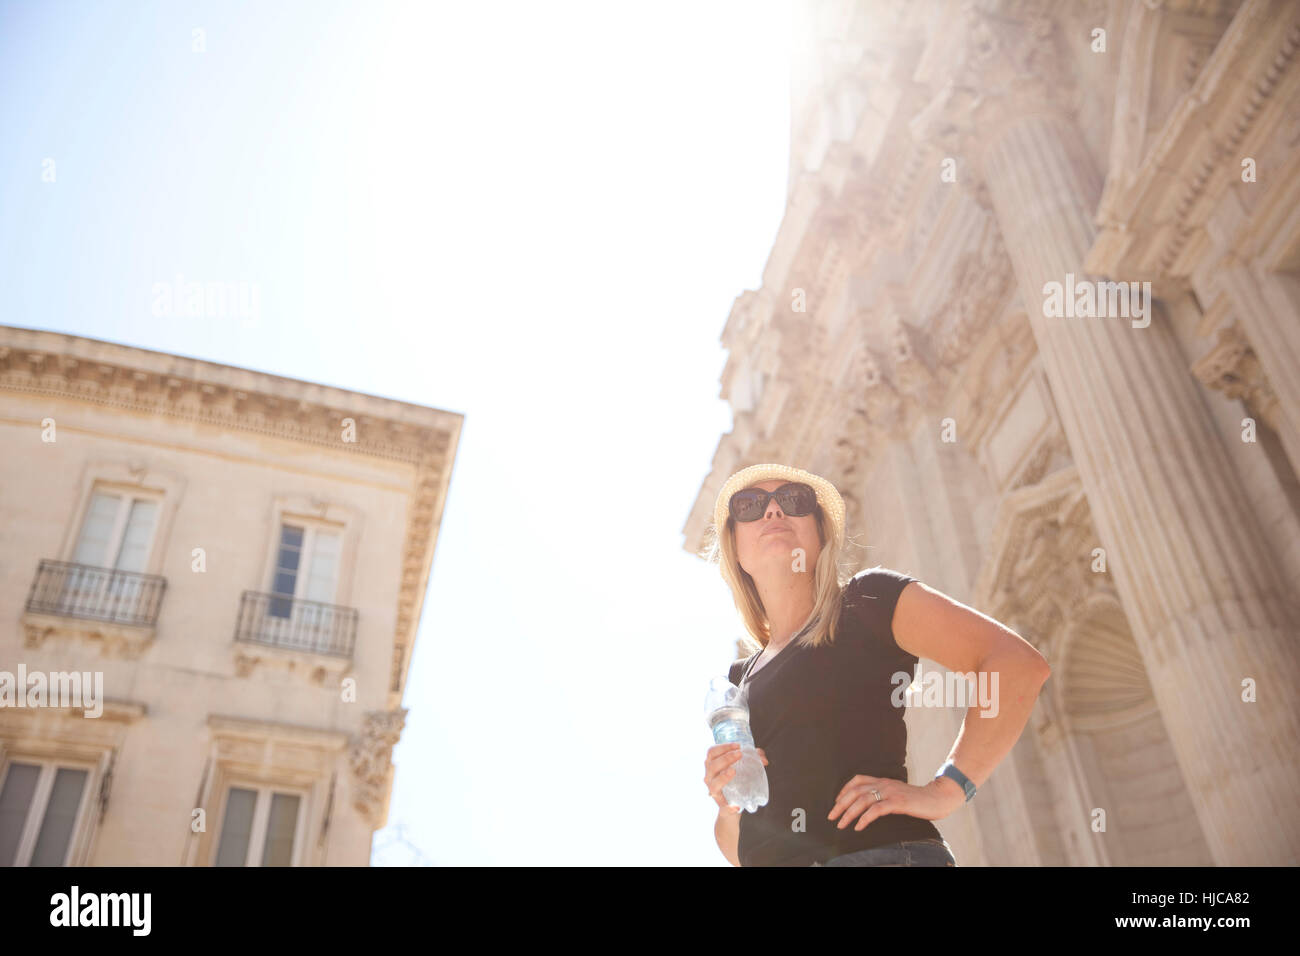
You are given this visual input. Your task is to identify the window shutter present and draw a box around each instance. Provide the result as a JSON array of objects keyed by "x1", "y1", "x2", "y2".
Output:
[{"x1": 73, "y1": 492, "x2": 120, "y2": 567}]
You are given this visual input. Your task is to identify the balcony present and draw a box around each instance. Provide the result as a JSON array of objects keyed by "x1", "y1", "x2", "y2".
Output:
[
  {"x1": 21, "y1": 560, "x2": 167, "y2": 659},
  {"x1": 233, "y1": 591, "x2": 357, "y2": 683}
]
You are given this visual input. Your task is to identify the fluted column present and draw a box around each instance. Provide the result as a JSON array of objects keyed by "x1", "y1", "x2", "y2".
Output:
[
  {"x1": 978, "y1": 110, "x2": 1300, "y2": 864},
  {"x1": 1030, "y1": 666, "x2": 1109, "y2": 866}
]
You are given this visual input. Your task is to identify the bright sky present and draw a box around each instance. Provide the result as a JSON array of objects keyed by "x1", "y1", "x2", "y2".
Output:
[{"x1": 0, "y1": 0, "x2": 792, "y2": 863}]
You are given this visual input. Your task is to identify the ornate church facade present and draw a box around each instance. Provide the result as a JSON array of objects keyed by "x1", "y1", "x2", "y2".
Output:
[{"x1": 683, "y1": 0, "x2": 1300, "y2": 865}]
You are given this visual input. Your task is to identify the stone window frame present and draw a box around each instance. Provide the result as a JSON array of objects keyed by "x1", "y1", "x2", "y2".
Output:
[
  {"x1": 186, "y1": 716, "x2": 347, "y2": 868},
  {"x1": 255, "y1": 494, "x2": 361, "y2": 611},
  {"x1": 0, "y1": 701, "x2": 144, "y2": 866},
  {"x1": 56, "y1": 460, "x2": 187, "y2": 578}
]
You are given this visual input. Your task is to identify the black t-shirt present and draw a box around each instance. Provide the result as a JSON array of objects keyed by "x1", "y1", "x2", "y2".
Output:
[{"x1": 726, "y1": 566, "x2": 943, "y2": 866}]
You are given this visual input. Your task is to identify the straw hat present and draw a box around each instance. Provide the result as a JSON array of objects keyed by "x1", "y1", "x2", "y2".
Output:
[{"x1": 712, "y1": 463, "x2": 845, "y2": 541}]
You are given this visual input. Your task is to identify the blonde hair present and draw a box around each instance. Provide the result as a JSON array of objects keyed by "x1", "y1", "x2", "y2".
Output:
[{"x1": 704, "y1": 502, "x2": 852, "y2": 656}]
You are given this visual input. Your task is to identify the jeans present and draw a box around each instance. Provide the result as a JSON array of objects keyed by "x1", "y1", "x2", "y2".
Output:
[{"x1": 809, "y1": 838, "x2": 957, "y2": 867}]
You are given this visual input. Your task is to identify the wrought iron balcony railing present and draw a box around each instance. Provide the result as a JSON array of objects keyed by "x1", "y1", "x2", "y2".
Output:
[
  {"x1": 234, "y1": 591, "x2": 358, "y2": 659},
  {"x1": 25, "y1": 560, "x2": 167, "y2": 628}
]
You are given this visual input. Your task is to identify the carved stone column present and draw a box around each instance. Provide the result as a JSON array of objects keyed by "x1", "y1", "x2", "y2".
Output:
[
  {"x1": 985, "y1": 107, "x2": 1300, "y2": 868},
  {"x1": 1030, "y1": 681, "x2": 1110, "y2": 867},
  {"x1": 921, "y1": 1, "x2": 1300, "y2": 864}
]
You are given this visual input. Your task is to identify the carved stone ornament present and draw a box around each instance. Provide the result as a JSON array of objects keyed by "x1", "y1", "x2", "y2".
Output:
[
  {"x1": 975, "y1": 466, "x2": 1117, "y2": 658},
  {"x1": 1012, "y1": 429, "x2": 1072, "y2": 491},
  {"x1": 912, "y1": 1, "x2": 1080, "y2": 158},
  {"x1": 932, "y1": 222, "x2": 1017, "y2": 368},
  {"x1": 21, "y1": 612, "x2": 155, "y2": 660},
  {"x1": 1190, "y1": 322, "x2": 1282, "y2": 432},
  {"x1": 349, "y1": 707, "x2": 408, "y2": 827},
  {"x1": 232, "y1": 640, "x2": 351, "y2": 686}
]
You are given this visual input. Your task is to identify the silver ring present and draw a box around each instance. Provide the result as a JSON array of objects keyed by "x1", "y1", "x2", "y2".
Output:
[{"x1": 870, "y1": 787, "x2": 882, "y2": 803}]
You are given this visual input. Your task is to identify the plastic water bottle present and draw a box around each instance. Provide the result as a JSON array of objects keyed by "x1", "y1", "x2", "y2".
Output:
[{"x1": 704, "y1": 676, "x2": 769, "y2": 812}]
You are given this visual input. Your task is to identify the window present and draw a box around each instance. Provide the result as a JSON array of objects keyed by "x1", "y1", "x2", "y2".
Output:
[
  {"x1": 268, "y1": 523, "x2": 341, "y2": 618},
  {"x1": 73, "y1": 490, "x2": 159, "y2": 572},
  {"x1": 0, "y1": 758, "x2": 93, "y2": 866},
  {"x1": 213, "y1": 784, "x2": 305, "y2": 866},
  {"x1": 186, "y1": 716, "x2": 345, "y2": 867},
  {"x1": 235, "y1": 503, "x2": 356, "y2": 660},
  {"x1": 51, "y1": 489, "x2": 163, "y2": 619}
]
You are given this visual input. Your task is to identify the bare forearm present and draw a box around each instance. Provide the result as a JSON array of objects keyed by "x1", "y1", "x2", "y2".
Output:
[
  {"x1": 715, "y1": 808, "x2": 741, "y2": 866},
  {"x1": 942, "y1": 651, "x2": 1050, "y2": 791}
]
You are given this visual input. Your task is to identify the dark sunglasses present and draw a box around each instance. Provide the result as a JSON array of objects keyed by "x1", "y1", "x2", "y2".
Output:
[{"x1": 728, "y1": 482, "x2": 819, "y2": 523}]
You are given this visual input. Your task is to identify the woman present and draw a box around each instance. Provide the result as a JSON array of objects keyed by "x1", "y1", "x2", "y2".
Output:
[{"x1": 702, "y1": 463, "x2": 1051, "y2": 867}]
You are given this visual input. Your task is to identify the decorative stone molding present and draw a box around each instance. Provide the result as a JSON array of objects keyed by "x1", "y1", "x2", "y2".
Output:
[
  {"x1": 348, "y1": 707, "x2": 407, "y2": 828},
  {"x1": 207, "y1": 716, "x2": 347, "y2": 781},
  {"x1": 0, "y1": 346, "x2": 444, "y2": 463},
  {"x1": 1156, "y1": 14, "x2": 1300, "y2": 274},
  {"x1": 232, "y1": 640, "x2": 352, "y2": 686},
  {"x1": 911, "y1": 0, "x2": 1081, "y2": 156},
  {"x1": 1190, "y1": 321, "x2": 1282, "y2": 431},
  {"x1": 1087, "y1": 2, "x2": 1300, "y2": 279},
  {"x1": 21, "y1": 611, "x2": 155, "y2": 660},
  {"x1": 885, "y1": 309, "x2": 938, "y2": 407},
  {"x1": 974, "y1": 466, "x2": 1118, "y2": 664},
  {"x1": 1010, "y1": 429, "x2": 1072, "y2": 492},
  {"x1": 0, "y1": 699, "x2": 145, "y2": 742},
  {"x1": 835, "y1": 170, "x2": 892, "y2": 246},
  {"x1": 391, "y1": 456, "x2": 450, "y2": 697},
  {"x1": 884, "y1": 140, "x2": 933, "y2": 227},
  {"x1": 931, "y1": 222, "x2": 1018, "y2": 370},
  {"x1": 1101, "y1": 0, "x2": 1236, "y2": 222},
  {"x1": 830, "y1": 335, "x2": 902, "y2": 487}
]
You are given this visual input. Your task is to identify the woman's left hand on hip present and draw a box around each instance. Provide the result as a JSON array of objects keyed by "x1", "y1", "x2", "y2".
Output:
[{"x1": 827, "y1": 775, "x2": 965, "y2": 830}]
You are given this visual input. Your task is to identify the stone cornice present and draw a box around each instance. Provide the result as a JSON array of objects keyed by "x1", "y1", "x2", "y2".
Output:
[
  {"x1": 1086, "y1": 0, "x2": 1300, "y2": 278},
  {"x1": 1, "y1": 325, "x2": 459, "y2": 704},
  {"x1": 1096, "y1": 0, "x2": 1238, "y2": 232},
  {"x1": 207, "y1": 714, "x2": 350, "y2": 751},
  {"x1": 910, "y1": 0, "x2": 1083, "y2": 159},
  {"x1": 0, "y1": 326, "x2": 458, "y2": 464},
  {"x1": 0, "y1": 698, "x2": 147, "y2": 723},
  {"x1": 205, "y1": 715, "x2": 349, "y2": 807}
]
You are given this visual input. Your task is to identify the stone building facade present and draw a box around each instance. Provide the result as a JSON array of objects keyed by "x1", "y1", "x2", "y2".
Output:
[
  {"x1": 683, "y1": 0, "x2": 1300, "y2": 865},
  {"x1": 0, "y1": 326, "x2": 460, "y2": 865}
]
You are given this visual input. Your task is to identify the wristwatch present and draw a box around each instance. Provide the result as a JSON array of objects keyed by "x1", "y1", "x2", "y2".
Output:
[{"x1": 935, "y1": 760, "x2": 976, "y2": 802}]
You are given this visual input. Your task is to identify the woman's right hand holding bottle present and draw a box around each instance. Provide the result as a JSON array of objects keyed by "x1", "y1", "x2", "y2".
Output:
[{"x1": 704, "y1": 742, "x2": 768, "y2": 813}]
